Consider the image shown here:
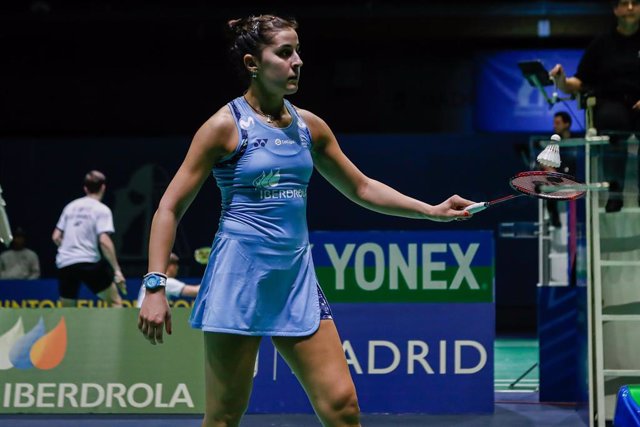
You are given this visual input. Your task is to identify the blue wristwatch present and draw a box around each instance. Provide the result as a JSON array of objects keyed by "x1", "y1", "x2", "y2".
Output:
[{"x1": 143, "y1": 272, "x2": 167, "y2": 291}]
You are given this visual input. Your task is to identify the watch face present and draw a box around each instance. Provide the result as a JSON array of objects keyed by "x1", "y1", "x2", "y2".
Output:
[{"x1": 144, "y1": 275, "x2": 164, "y2": 289}]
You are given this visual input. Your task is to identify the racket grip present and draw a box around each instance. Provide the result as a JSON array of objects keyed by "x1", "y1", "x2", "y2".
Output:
[{"x1": 464, "y1": 202, "x2": 488, "y2": 214}]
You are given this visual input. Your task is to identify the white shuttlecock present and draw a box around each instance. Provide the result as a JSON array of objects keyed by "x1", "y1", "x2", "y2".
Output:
[{"x1": 537, "y1": 134, "x2": 562, "y2": 168}]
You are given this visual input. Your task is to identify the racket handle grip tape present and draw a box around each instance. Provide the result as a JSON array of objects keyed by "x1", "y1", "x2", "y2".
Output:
[{"x1": 464, "y1": 202, "x2": 488, "y2": 214}]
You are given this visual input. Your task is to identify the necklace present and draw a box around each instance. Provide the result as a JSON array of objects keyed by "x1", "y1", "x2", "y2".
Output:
[{"x1": 244, "y1": 97, "x2": 282, "y2": 124}]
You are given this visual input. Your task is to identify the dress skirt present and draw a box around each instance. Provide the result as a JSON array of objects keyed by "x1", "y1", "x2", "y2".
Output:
[{"x1": 189, "y1": 231, "x2": 321, "y2": 336}]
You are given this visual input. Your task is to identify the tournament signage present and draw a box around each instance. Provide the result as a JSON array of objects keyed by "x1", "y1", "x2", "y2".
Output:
[
  {"x1": 0, "y1": 231, "x2": 494, "y2": 414},
  {"x1": 251, "y1": 303, "x2": 494, "y2": 414},
  {"x1": 312, "y1": 231, "x2": 494, "y2": 302},
  {"x1": 0, "y1": 310, "x2": 202, "y2": 414}
]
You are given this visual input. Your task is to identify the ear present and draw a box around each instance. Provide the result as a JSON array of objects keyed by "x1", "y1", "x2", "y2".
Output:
[{"x1": 243, "y1": 54, "x2": 259, "y2": 75}]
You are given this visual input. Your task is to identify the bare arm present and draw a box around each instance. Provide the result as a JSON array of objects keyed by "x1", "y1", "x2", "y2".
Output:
[
  {"x1": 51, "y1": 228, "x2": 63, "y2": 247},
  {"x1": 301, "y1": 110, "x2": 473, "y2": 222},
  {"x1": 179, "y1": 285, "x2": 200, "y2": 298},
  {"x1": 147, "y1": 108, "x2": 237, "y2": 275},
  {"x1": 99, "y1": 232, "x2": 126, "y2": 292},
  {"x1": 549, "y1": 64, "x2": 583, "y2": 95},
  {"x1": 99, "y1": 233, "x2": 122, "y2": 273},
  {"x1": 138, "y1": 107, "x2": 236, "y2": 345}
]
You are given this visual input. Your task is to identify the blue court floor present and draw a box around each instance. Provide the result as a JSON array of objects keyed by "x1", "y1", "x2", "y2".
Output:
[
  {"x1": 0, "y1": 338, "x2": 590, "y2": 426},
  {"x1": 0, "y1": 395, "x2": 590, "y2": 427}
]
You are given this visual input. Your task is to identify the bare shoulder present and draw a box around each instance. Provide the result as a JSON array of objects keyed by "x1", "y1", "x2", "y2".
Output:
[
  {"x1": 192, "y1": 105, "x2": 238, "y2": 159},
  {"x1": 293, "y1": 107, "x2": 333, "y2": 144},
  {"x1": 295, "y1": 107, "x2": 324, "y2": 129}
]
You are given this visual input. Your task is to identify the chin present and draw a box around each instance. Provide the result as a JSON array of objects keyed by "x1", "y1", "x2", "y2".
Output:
[{"x1": 285, "y1": 85, "x2": 300, "y2": 95}]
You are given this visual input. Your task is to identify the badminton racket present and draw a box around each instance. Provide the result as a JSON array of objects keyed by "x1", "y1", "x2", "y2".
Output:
[{"x1": 465, "y1": 171, "x2": 589, "y2": 214}]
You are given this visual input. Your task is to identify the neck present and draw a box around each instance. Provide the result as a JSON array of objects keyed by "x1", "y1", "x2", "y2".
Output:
[
  {"x1": 244, "y1": 89, "x2": 285, "y2": 119},
  {"x1": 617, "y1": 21, "x2": 639, "y2": 36}
]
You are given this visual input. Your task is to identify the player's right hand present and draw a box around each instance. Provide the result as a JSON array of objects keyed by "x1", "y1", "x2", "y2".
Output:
[
  {"x1": 138, "y1": 292, "x2": 172, "y2": 345},
  {"x1": 114, "y1": 270, "x2": 127, "y2": 295},
  {"x1": 549, "y1": 64, "x2": 565, "y2": 81}
]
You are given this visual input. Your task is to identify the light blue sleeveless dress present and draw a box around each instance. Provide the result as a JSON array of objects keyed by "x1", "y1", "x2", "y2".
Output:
[{"x1": 189, "y1": 97, "x2": 330, "y2": 336}]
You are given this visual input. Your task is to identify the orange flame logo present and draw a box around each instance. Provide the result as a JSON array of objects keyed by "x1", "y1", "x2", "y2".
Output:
[{"x1": 0, "y1": 317, "x2": 67, "y2": 370}]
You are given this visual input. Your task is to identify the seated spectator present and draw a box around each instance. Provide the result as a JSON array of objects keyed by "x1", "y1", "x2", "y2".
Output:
[
  {"x1": 0, "y1": 227, "x2": 41, "y2": 279},
  {"x1": 137, "y1": 252, "x2": 199, "y2": 307}
]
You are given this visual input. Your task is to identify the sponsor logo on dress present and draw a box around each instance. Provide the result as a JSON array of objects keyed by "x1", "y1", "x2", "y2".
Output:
[
  {"x1": 253, "y1": 170, "x2": 281, "y2": 189},
  {"x1": 300, "y1": 133, "x2": 309, "y2": 148},
  {"x1": 239, "y1": 116, "x2": 255, "y2": 130},
  {"x1": 274, "y1": 138, "x2": 296, "y2": 146},
  {"x1": 254, "y1": 138, "x2": 268, "y2": 148},
  {"x1": 252, "y1": 170, "x2": 306, "y2": 200}
]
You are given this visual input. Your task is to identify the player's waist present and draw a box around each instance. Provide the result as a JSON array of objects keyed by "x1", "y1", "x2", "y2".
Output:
[{"x1": 215, "y1": 229, "x2": 309, "y2": 248}]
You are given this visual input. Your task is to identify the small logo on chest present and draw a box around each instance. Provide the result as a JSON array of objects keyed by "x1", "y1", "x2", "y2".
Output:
[
  {"x1": 254, "y1": 138, "x2": 268, "y2": 148},
  {"x1": 275, "y1": 138, "x2": 296, "y2": 146}
]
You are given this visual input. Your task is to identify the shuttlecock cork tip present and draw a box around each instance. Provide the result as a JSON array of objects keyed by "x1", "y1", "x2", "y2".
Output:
[{"x1": 550, "y1": 134, "x2": 561, "y2": 142}]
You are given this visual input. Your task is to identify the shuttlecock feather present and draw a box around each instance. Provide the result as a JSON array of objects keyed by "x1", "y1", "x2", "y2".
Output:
[{"x1": 537, "y1": 134, "x2": 562, "y2": 168}]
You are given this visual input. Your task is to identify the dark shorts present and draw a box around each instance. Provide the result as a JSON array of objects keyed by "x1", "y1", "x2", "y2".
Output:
[
  {"x1": 317, "y1": 285, "x2": 333, "y2": 320},
  {"x1": 57, "y1": 261, "x2": 113, "y2": 299}
]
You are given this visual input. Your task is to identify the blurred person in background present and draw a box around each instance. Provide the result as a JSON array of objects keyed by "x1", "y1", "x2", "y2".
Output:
[
  {"x1": 52, "y1": 170, "x2": 126, "y2": 307},
  {"x1": 136, "y1": 252, "x2": 199, "y2": 307},
  {"x1": 0, "y1": 227, "x2": 40, "y2": 279},
  {"x1": 550, "y1": 0, "x2": 640, "y2": 212}
]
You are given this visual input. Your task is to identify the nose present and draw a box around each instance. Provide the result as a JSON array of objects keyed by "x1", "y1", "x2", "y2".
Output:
[{"x1": 292, "y1": 51, "x2": 303, "y2": 69}]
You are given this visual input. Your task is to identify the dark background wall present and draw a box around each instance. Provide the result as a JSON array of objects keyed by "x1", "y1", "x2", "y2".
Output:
[
  {"x1": 0, "y1": 1, "x2": 612, "y2": 332},
  {"x1": 1, "y1": 0, "x2": 612, "y2": 134}
]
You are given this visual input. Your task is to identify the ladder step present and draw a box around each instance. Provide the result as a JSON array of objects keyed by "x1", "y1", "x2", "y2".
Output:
[
  {"x1": 598, "y1": 207, "x2": 640, "y2": 214},
  {"x1": 602, "y1": 302, "x2": 640, "y2": 317},
  {"x1": 602, "y1": 315, "x2": 640, "y2": 321},
  {"x1": 600, "y1": 260, "x2": 640, "y2": 267},
  {"x1": 603, "y1": 369, "x2": 640, "y2": 377}
]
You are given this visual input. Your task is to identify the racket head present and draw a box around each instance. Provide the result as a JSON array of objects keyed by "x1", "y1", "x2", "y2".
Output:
[{"x1": 509, "y1": 171, "x2": 585, "y2": 200}]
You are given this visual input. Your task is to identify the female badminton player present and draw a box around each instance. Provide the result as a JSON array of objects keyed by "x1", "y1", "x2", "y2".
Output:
[{"x1": 137, "y1": 14, "x2": 475, "y2": 427}]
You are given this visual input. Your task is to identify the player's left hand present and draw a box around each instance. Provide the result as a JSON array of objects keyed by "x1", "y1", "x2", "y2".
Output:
[
  {"x1": 632, "y1": 100, "x2": 640, "y2": 111},
  {"x1": 430, "y1": 194, "x2": 475, "y2": 222}
]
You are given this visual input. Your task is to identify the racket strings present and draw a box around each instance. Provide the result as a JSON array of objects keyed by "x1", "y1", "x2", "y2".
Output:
[{"x1": 510, "y1": 172, "x2": 585, "y2": 200}]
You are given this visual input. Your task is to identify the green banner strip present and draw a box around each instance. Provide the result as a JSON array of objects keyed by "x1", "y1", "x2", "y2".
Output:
[{"x1": 318, "y1": 266, "x2": 494, "y2": 302}]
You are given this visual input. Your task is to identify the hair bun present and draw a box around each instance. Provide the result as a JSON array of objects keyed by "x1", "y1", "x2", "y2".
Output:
[{"x1": 227, "y1": 18, "x2": 245, "y2": 35}]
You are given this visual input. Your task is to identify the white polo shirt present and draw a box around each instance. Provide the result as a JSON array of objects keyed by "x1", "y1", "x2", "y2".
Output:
[{"x1": 55, "y1": 196, "x2": 115, "y2": 268}]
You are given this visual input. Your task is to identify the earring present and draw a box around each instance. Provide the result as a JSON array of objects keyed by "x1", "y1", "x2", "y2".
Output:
[{"x1": 251, "y1": 71, "x2": 257, "y2": 79}]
